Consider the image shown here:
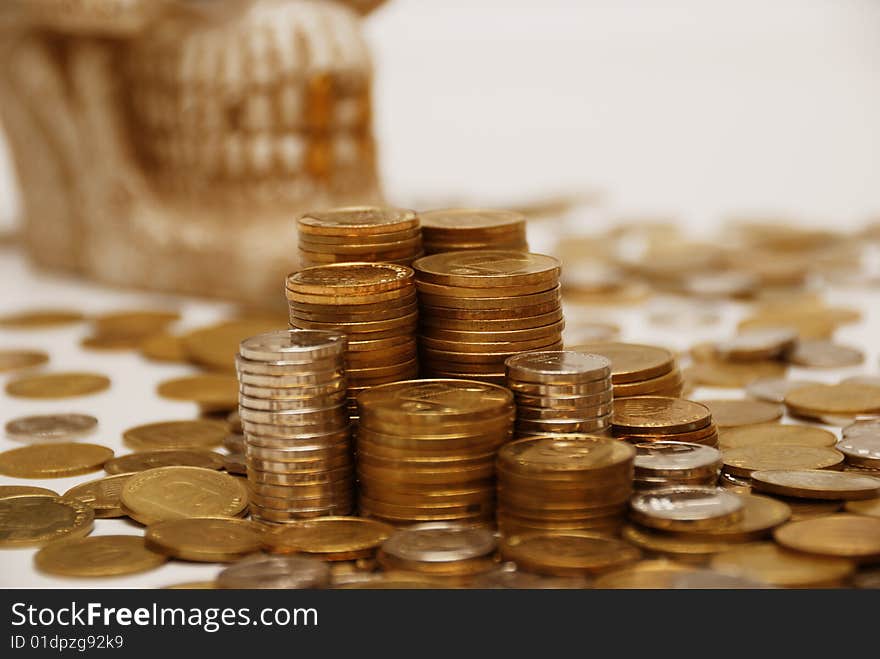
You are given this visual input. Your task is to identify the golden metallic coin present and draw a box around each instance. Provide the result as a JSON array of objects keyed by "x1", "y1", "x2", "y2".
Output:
[
  {"x1": 265, "y1": 516, "x2": 393, "y2": 556},
  {"x1": 612, "y1": 397, "x2": 712, "y2": 435},
  {"x1": 299, "y1": 225, "x2": 421, "y2": 246},
  {"x1": 0, "y1": 485, "x2": 58, "y2": 499},
  {"x1": 239, "y1": 328, "x2": 348, "y2": 362},
  {"x1": 413, "y1": 250, "x2": 560, "y2": 288},
  {"x1": 358, "y1": 379, "x2": 513, "y2": 425},
  {"x1": 715, "y1": 328, "x2": 797, "y2": 362},
  {"x1": 745, "y1": 377, "x2": 821, "y2": 404},
  {"x1": 785, "y1": 383, "x2": 880, "y2": 417},
  {"x1": 612, "y1": 369, "x2": 683, "y2": 397},
  {"x1": 751, "y1": 469, "x2": 880, "y2": 500},
  {"x1": 181, "y1": 319, "x2": 284, "y2": 372},
  {"x1": 216, "y1": 553, "x2": 331, "y2": 589},
  {"x1": 719, "y1": 423, "x2": 837, "y2": 450},
  {"x1": 104, "y1": 449, "x2": 226, "y2": 474},
  {"x1": 92, "y1": 309, "x2": 179, "y2": 334},
  {"x1": 592, "y1": 559, "x2": 698, "y2": 589},
  {"x1": 145, "y1": 517, "x2": 264, "y2": 562},
  {"x1": 35, "y1": 535, "x2": 167, "y2": 577},
  {"x1": 121, "y1": 466, "x2": 249, "y2": 525},
  {"x1": 288, "y1": 262, "x2": 414, "y2": 296},
  {"x1": 140, "y1": 333, "x2": 188, "y2": 363},
  {"x1": 5, "y1": 372, "x2": 110, "y2": 399},
  {"x1": 0, "y1": 495, "x2": 94, "y2": 547},
  {"x1": 722, "y1": 445, "x2": 844, "y2": 477},
  {"x1": 787, "y1": 340, "x2": 864, "y2": 368},
  {"x1": 64, "y1": 474, "x2": 133, "y2": 518},
  {"x1": 567, "y1": 342, "x2": 674, "y2": 384},
  {"x1": 0, "y1": 349, "x2": 49, "y2": 373},
  {"x1": 0, "y1": 309, "x2": 84, "y2": 328},
  {"x1": 163, "y1": 581, "x2": 218, "y2": 589},
  {"x1": 498, "y1": 435, "x2": 634, "y2": 475},
  {"x1": 421, "y1": 208, "x2": 526, "y2": 233},
  {"x1": 774, "y1": 514, "x2": 880, "y2": 561},
  {"x1": 416, "y1": 279, "x2": 556, "y2": 298},
  {"x1": 709, "y1": 542, "x2": 854, "y2": 588},
  {"x1": 417, "y1": 285, "x2": 561, "y2": 311},
  {"x1": 738, "y1": 307, "x2": 859, "y2": 339},
  {"x1": 5, "y1": 413, "x2": 98, "y2": 442},
  {"x1": 81, "y1": 333, "x2": 152, "y2": 351},
  {"x1": 122, "y1": 420, "x2": 227, "y2": 451},
  {"x1": 0, "y1": 443, "x2": 113, "y2": 478},
  {"x1": 845, "y1": 497, "x2": 880, "y2": 517},
  {"x1": 157, "y1": 374, "x2": 238, "y2": 409},
  {"x1": 499, "y1": 532, "x2": 641, "y2": 577},
  {"x1": 668, "y1": 494, "x2": 791, "y2": 542},
  {"x1": 620, "y1": 524, "x2": 734, "y2": 562},
  {"x1": 298, "y1": 207, "x2": 419, "y2": 236},
  {"x1": 698, "y1": 399, "x2": 783, "y2": 428},
  {"x1": 687, "y1": 360, "x2": 787, "y2": 388}
]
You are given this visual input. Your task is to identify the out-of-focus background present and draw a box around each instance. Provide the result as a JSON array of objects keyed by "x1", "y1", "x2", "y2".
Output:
[{"x1": 6, "y1": 0, "x2": 879, "y2": 232}]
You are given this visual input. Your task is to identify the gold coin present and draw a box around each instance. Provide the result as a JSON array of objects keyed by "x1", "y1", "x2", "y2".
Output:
[
  {"x1": 264, "y1": 516, "x2": 393, "y2": 556},
  {"x1": 499, "y1": 532, "x2": 641, "y2": 576},
  {"x1": 416, "y1": 279, "x2": 555, "y2": 298},
  {"x1": 710, "y1": 542, "x2": 854, "y2": 588},
  {"x1": 287, "y1": 263, "x2": 414, "y2": 296},
  {"x1": 0, "y1": 495, "x2": 94, "y2": 547},
  {"x1": 81, "y1": 333, "x2": 152, "y2": 351},
  {"x1": 162, "y1": 581, "x2": 218, "y2": 589},
  {"x1": 787, "y1": 339, "x2": 864, "y2": 369},
  {"x1": 297, "y1": 207, "x2": 419, "y2": 236},
  {"x1": 0, "y1": 309, "x2": 84, "y2": 328},
  {"x1": 567, "y1": 342, "x2": 674, "y2": 383},
  {"x1": 0, "y1": 349, "x2": 49, "y2": 373},
  {"x1": 5, "y1": 372, "x2": 110, "y2": 399},
  {"x1": 35, "y1": 535, "x2": 167, "y2": 577},
  {"x1": 0, "y1": 485, "x2": 58, "y2": 499},
  {"x1": 157, "y1": 374, "x2": 238, "y2": 409},
  {"x1": 93, "y1": 310, "x2": 179, "y2": 335},
  {"x1": 181, "y1": 319, "x2": 284, "y2": 372},
  {"x1": 0, "y1": 443, "x2": 114, "y2": 478},
  {"x1": 145, "y1": 517, "x2": 263, "y2": 562},
  {"x1": 785, "y1": 383, "x2": 880, "y2": 416},
  {"x1": 592, "y1": 559, "x2": 698, "y2": 588},
  {"x1": 774, "y1": 514, "x2": 880, "y2": 561},
  {"x1": 686, "y1": 360, "x2": 787, "y2": 388},
  {"x1": 668, "y1": 494, "x2": 791, "y2": 542},
  {"x1": 845, "y1": 498, "x2": 880, "y2": 517},
  {"x1": 722, "y1": 445, "x2": 843, "y2": 477},
  {"x1": 121, "y1": 466, "x2": 249, "y2": 525},
  {"x1": 699, "y1": 399, "x2": 783, "y2": 428},
  {"x1": 122, "y1": 420, "x2": 227, "y2": 451},
  {"x1": 719, "y1": 423, "x2": 837, "y2": 450},
  {"x1": 140, "y1": 333, "x2": 188, "y2": 363},
  {"x1": 413, "y1": 250, "x2": 560, "y2": 289},
  {"x1": 420, "y1": 208, "x2": 526, "y2": 233},
  {"x1": 498, "y1": 435, "x2": 634, "y2": 475},
  {"x1": 612, "y1": 397, "x2": 712, "y2": 435},
  {"x1": 715, "y1": 328, "x2": 797, "y2": 362},
  {"x1": 751, "y1": 469, "x2": 880, "y2": 500},
  {"x1": 104, "y1": 449, "x2": 226, "y2": 474},
  {"x1": 620, "y1": 524, "x2": 733, "y2": 562},
  {"x1": 745, "y1": 377, "x2": 821, "y2": 404},
  {"x1": 64, "y1": 474, "x2": 133, "y2": 518}
]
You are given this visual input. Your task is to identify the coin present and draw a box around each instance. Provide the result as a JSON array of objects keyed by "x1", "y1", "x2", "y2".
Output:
[
  {"x1": 667, "y1": 494, "x2": 791, "y2": 542},
  {"x1": 719, "y1": 423, "x2": 837, "y2": 450},
  {"x1": 5, "y1": 372, "x2": 111, "y2": 398},
  {"x1": 613, "y1": 397, "x2": 712, "y2": 435},
  {"x1": 216, "y1": 553, "x2": 331, "y2": 589},
  {"x1": 715, "y1": 328, "x2": 797, "y2": 362},
  {"x1": 620, "y1": 524, "x2": 734, "y2": 562},
  {"x1": 64, "y1": 474, "x2": 133, "y2": 518},
  {"x1": 568, "y1": 342, "x2": 674, "y2": 384},
  {"x1": 745, "y1": 377, "x2": 821, "y2": 404},
  {"x1": 146, "y1": 517, "x2": 264, "y2": 562},
  {"x1": 298, "y1": 207, "x2": 419, "y2": 236},
  {"x1": 592, "y1": 559, "x2": 698, "y2": 589},
  {"x1": 630, "y1": 486, "x2": 744, "y2": 531},
  {"x1": 787, "y1": 340, "x2": 864, "y2": 368},
  {"x1": 140, "y1": 333, "x2": 188, "y2": 363},
  {"x1": 35, "y1": 535, "x2": 167, "y2": 577},
  {"x1": 0, "y1": 309, "x2": 84, "y2": 328},
  {"x1": 288, "y1": 262, "x2": 414, "y2": 296},
  {"x1": 751, "y1": 469, "x2": 880, "y2": 500},
  {"x1": 722, "y1": 445, "x2": 843, "y2": 477},
  {"x1": 634, "y1": 442, "x2": 721, "y2": 478},
  {"x1": 4, "y1": 414, "x2": 98, "y2": 442},
  {"x1": 157, "y1": 374, "x2": 238, "y2": 409},
  {"x1": 0, "y1": 349, "x2": 48, "y2": 373},
  {"x1": 499, "y1": 435, "x2": 635, "y2": 475},
  {"x1": 500, "y1": 532, "x2": 641, "y2": 576},
  {"x1": 121, "y1": 466, "x2": 249, "y2": 525},
  {"x1": 774, "y1": 514, "x2": 880, "y2": 561},
  {"x1": 505, "y1": 351, "x2": 611, "y2": 384},
  {"x1": 0, "y1": 495, "x2": 94, "y2": 547},
  {"x1": 123, "y1": 420, "x2": 227, "y2": 451},
  {"x1": 845, "y1": 498, "x2": 880, "y2": 517},
  {"x1": 698, "y1": 399, "x2": 783, "y2": 428},
  {"x1": 181, "y1": 319, "x2": 284, "y2": 372},
  {"x1": 0, "y1": 485, "x2": 58, "y2": 499},
  {"x1": 709, "y1": 542, "x2": 854, "y2": 588},
  {"x1": 844, "y1": 418, "x2": 880, "y2": 439},
  {"x1": 687, "y1": 359, "x2": 786, "y2": 388},
  {"x1": 836, "y1": 435, "x2": 880, "y2": 469},
  {"x1": 0, "y1": 443, "x2": 113, "y2": 478},
  {"x1": 104, "y1": 450, "x2": 225, "y2": 474},
  {"x1": 413, "y1": 251, "x2": 560, "y2": 288},
  {"x1": 785, "y1": 383, "x2": 880, "y2": 417}
]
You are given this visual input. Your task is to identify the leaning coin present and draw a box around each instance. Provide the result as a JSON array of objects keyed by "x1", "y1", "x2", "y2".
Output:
[
  {"x1": 35, "y1": 535, "x2": 167, "y2": 577},
  {"x1": 499, "y1": 532, "x2": 641, "y2": 577},
  {"x1": 709, "y1": 542, "x2": 854, "y2": 588},
  {"x1": 4, "y1": 414, "x2": 98, "y2": 442},
  {"x1": 0, "y1": 496, "x2": 94, "y2": 548},
  {"x1": 698, "y1": 399, "x2": 783, "y2": 428},
  {"x1": 123, "y1": 420, "x2": 227, "y2": 451},
  {"x1": 719, "y1": 423, "x2": 837, "y2": 450},
  {"x1": 146, "y1": 517, "x2": 264, "y2": 562},
  {"x1": 0, "y1": 443, "x2": 113, "y2": 478},
  {"x1": 0, "y1": 485, "x2": 58, "y2": 499},
  {"x1": 216, "y1": 554, "x2": 331, "y2": 589},
  {"x1": 64, "y1": 474, "x2": 134, "y2": 518}
]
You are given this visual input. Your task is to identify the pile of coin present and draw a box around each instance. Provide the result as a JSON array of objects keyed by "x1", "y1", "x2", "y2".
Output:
[
  {"x1": 356, "y1": 379, "x2": 514, "y2": 525},
  {"x1": 286, "y1": 263, "x2": 419, "y2": 418},
  {"x1": 504, "y1": 351, "x2": 613, "y2": 437},
  {"x1": 496, "y1": 435, "x2": 635, "y2": 537},
  {"x1": 413, "y1": 251, "x2": 563, "y2": 384},
  {"x1": 296, "y1": 207, "x2": 423, "y2": 267},
  {"x1": 613, "y1": 396, "x2": 719, "y2": 447},
  {"x1": 419, "y1": 209, "x2": 528, "y2": 255},
  {"x1": 235, "y1": 329, "x2": 354, "y2": 524},
  {"x1": 569, "y1": 342, "x2": 683, "y2": 399},
  {"x1": 633, "y1": 442, "x2": 722, "y2": 489}
]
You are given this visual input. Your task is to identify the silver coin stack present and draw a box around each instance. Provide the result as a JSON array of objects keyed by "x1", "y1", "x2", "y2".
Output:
[
  {"x1": 504, "y1": 351, "x2": 614, "y2": 437},
  {"x1": 236, "y1": 329, "x2": 354, "y2": 524},
  {"x1": 633, "y1": 441, "x2": 722, "y2": 490}
]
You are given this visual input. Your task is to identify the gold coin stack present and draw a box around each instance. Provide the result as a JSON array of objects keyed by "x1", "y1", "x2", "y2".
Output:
[
  {"x1": 413, "y1": 250, "x2": 563, "y2": 384},
  {"x1": 296, "y1": 207, "x2": 423, "y2": 267},
  {"x1": 569, "y1": 342, "x2": 683, "y2": 399},
  {"x1": 613, "y1": 396, "x2": 719, "y2": 447},
  {"x1": 286, "y1": 263, "x2": 419, "y2": 419},
  {"x1": 235, "y1": 329, "x2": 354, "y2": 524},
  {"x1": 420, "y1": 209, "x2": 528, "y2": 255},
  {"x1": 504, "y1": 351, "x2": 613, "y2": 437},
  {"x1": 496, "y1": 435, "x2": 635, "y2": 537},
  {"x1": 356, "y1": 379, "x2": 515, "y2": 525}
]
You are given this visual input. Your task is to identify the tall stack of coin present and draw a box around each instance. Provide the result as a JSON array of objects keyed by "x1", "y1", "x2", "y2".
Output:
[
  {"x1": 504, "y1": 351, "x2": 613, "y2": 437},
  {"x1": 569, "y1": 342, "x2": 683, "y2": 398},
  {"x1": 420, "y1": 209, "x2": 528, "y2": 255},
  {"x1": 613, "y1": 397, "x2": 718, "y2": 447},
  {"x1": 286, "y1": 263, "x2": 419, "y2": 419},
  {"x1": 633, "y1": 442, "x2": 722, "y2": 489},
  {"x1": 496, "y1": 435, "x2": 635, "y2": 536},
  {"x1": 356, "y1": 379, "x2": 514, "y2": 525},
  {"x1": 414, "y1": 251, "x2": 563, "y2": 384},
  {"x1": 296, "y1": 207, "x2": 423, "y2": 267},
  {"x1": 236, "y1": 330, "x2": 353, "y2": 524}
]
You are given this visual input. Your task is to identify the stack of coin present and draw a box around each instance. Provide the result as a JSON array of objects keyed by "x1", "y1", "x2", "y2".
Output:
[
  {"x1": 414, "y1": 251, "x2": 563, "y2": 384},
  {"x1": 356, "y1": 379, "x2": 514, "y2": 525},
  {"x1": 613, "y1": 396, "x2": 719, "y2": 447},
  {"x1": 286, "y1": 263, "x2": 419, "y2": 418},
  {"x1": 633, "y1": 442, "x2": 722, "y2": 489},
  {"x1": 504, "y1": 351, "x2": 613, "y2": 437},
  {"x1": 296, "y1": 207, "x2": 423, "y2": 267},
  {"x1": 568, "y1": 342, "x2": 683, "y2": 398},
  {"x1": 496, "y1": 435, "x2": 635, "y2": 537},
  {"x1": 235, "y1": 329, "x2": 354, "y2": 524},
  {"x1": 419, "y1": 209, "x2": 528, "y2": 255}
]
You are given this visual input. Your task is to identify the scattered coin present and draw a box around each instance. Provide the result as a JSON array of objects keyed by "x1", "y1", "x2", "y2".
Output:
[
  {"x1": 592, "y1": 559, "x2": 698, "y2": 589},
  {"x1": 709, "y1": 542, "x2": 854, "y2": 588},
  {"x1": 719, "y1": 423, "x2": 837, "y2": 450},
  {"x1": 774, "y1": 514, "x2": 880, "y2": 562},
  {"x1": 146, "y1": 517, "x2": 264, "y2": 562},
  {"x1": 122, "y1": 420, "x2": 227, "y2": 451},
  {"x1": 666, "y1": 494, "x2": 791, "y2": 542},
  {"x1": 5, "y1": 372, "x2": 111, "y2": 399},
  {"x1": 0, "y1": 443, "x2": 113, "y2": 478},
  {"x1": 787, "y1": 340, "x2": 864, "y2": 368},
  {"x1": 104, "y1": 449, "x2": 226, "y2": 475},
  {"x1": 35, "y1": 535, "x2": 167, "y2": 577},
  {"x1": 265, "y1": 517, "x2": 393, "y2": 559},
  {"x1": 216, "y1": 554, "x2": 331, "y2": 589},
  {"x1": 156, "y1": 374, "x2": 238, "y2": 410},
  {"x1": 4, "y1": 414, "x2": 98, "y2": 442},
  {"x1": 845, "y1": 498, "x2": 880, "y2": 518},
  {"x1": 0, "y1": 495, "x2": 94, "y2": 547},
  {"x1": 698, "y1": 399, "x2": 783, "y2": 428},
  {"x1": 63, "y1": 474, "x2": 133, "y2": 518},
  {"x1": 721, "y1": 445, "x2": 844, "y2": 477},
  {"x1": 785, "y1": 383, "x2": 880, "y2": 418},
  {"x1": 140, "y1": 333, "x2": 188, "y2": 363},
  {"x1": 181, "y1": 319, "x2": 285, "y2": 372},
  {"x1": 715, "y1": 328, "x2": 797, "y2": 362},
  {"x1": 751, "y1": 469, "x2": 880, "y2": 500},
  {"x1": 745, "y1": 377, "x2": 820, "y2": 404},
  {"x1": 0, "y1": 309, "x2": 84, "y2": 328},
  {"x1": 0, "y1": 349, "x2": 49, "y2": 373}
]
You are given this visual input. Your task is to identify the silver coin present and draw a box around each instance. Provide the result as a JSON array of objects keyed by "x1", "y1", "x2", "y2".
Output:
[
  {"x1": 216, "y1": 554, "x2": 331, "y2": 589},
  {"x1": 630, "y1": 486, "x2": 743, "y2": 524},
  {"x1": 239, "y1": 329, "x2": 346, "y2": 362},
  {"x1": 504, "y1": 351, "x2": 611, "y2": 384},
  {"x1": 634, "y1": 442, "x2": 722, "y2": 476},
  {"x1": 745, "y1": 377, "x2": 820, "y2": 404},
  {"x1": 836, "y1": 434, "x2": 880, "y2": 467},
  {"x1": 5, "y1": 414, "x2": 98, "y2": 442},
  {"x1": 844, "y1": 418, "x2": 880, "y2": 439},
  {"x1": 381, "y1": 522, "x2": 497, "y2": 563},
  {"x1": 787, "y1": 339, "x2": 864, "y2": 368},
  {"x1": 671, "y1": 569, "x2": 772, "y2": 589}
]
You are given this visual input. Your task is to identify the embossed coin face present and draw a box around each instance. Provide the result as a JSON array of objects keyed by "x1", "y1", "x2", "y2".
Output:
[
  {"x1": 698, "y1": 399, "x2": 783, "y2": 428},
  {"x1": 504, "y1": 351, "x2": 611, "y2": 383},
  {"x1": 288, "y1": 263, "x2": 414, "y2": 295},
  {"x1": 421, "y1": 209, "x2": 525, "y2": 230},
  {"x1": 719, "y1": 423, "x2": 837, "y2": 450},
  {"x1": 613, "y1": 397, "x2": 712, "y2": 435},
  {"x1": 64, "y1": 474, "x2": 134, "y2": 518},
  {"x1": 122, "y1": 420, "x2": 227, "y2": 451},
  {"x1": 156, "y1": 374, "x2": 238, "y2": 408},
  {"x1": 630, "y1": 486, "x2": 744, "y2": 528},
  {"x1": 35, "y1": 535, "x2": 167, "y2": 577},
  {"x1": 239, "y1": 329, "x2": 346, "y2": 362},
  {"x1": 500, "y1": 532, "x2": 641, "y2": 576},
  {"x1": 5, "y1": 372, "x2": 110, "y2": 399},
  {"x1": 785, "y1": 383, "x2": 880, "y2": 416},
  {"x1": 0, "y1": 485, "x2": 58, "y2": 499},
  {"x1": 121, "y1": 466, "x2": 249, "y2": 525},
  {"x1": 500, "y1": 435, "x2": 635, "y2": 473},
  {"x1": 751, "y1": 469, "x2": 880, "y2": 500},
  {"x1": 413, "y1": 251, "x2": 560, "y2": 288},
  {"x1": 0, "y1": 349, "x2": 49, "y2": 373},
  {"x1": 0, "y1": 496, "x2": 94, "y2": 547},
  {"x1": 266, "y1": 516, "x2": 393, "y2": 555},
  {"x1": 5, "y1": 414, "x2": 98, "y2": 442},
  {"x1": 774, "y1": 514, "x2": 880, "y2": 561},
  {"x1": 382, "y1": 523, "x2": 496, "y2": 563},
  {"x1": 358, "y1": 379, "x2": 513, "y2": 421},
  {"x1": 568, "y1": 342, "x2": 674, "y2": 384},
  {"x1": 104, "y1": 450, "x2": 226, "y2": 475},
  {"x1": 634, "y1": 442, "x2": 721, "y2": 473},
  {"x1": 721, "y1": 445, "x2": 844, "y2": 477},
  {"x1": 145, "y1": 517, "x2": 264, "y2": 562},
  {"x1": 298, "y1": 207, "x2": 418, "y2": 235},
  {"x1": 710, "y1": 542, "x2": 854, "y2": 588},
  {"x1": 216, "y1": 554, "x2": 331, "y2": 589},
  {"x1": 715, "y1": 328, "x2": 797, "y2": 361},
  {"x1": 0, "y1": 443, "x2": 113, "y2": 478}
]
